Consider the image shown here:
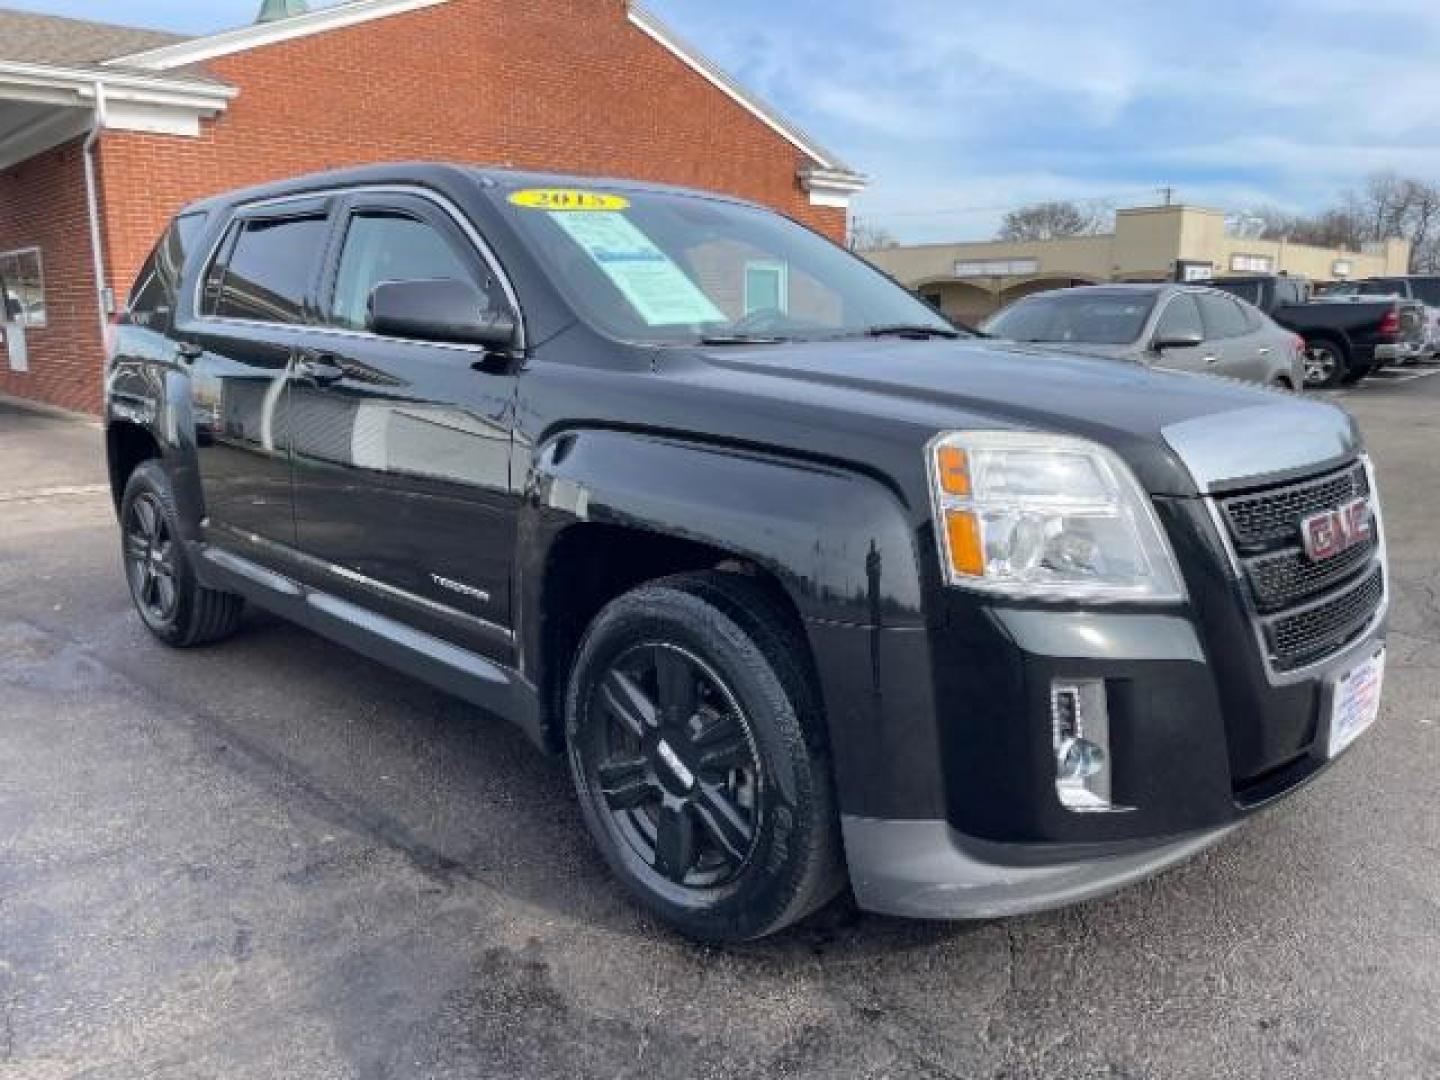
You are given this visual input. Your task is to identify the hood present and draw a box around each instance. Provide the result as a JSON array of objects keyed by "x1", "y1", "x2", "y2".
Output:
[{"x1": 681, "y1": 338, "x2": 1359, "y2": 497}]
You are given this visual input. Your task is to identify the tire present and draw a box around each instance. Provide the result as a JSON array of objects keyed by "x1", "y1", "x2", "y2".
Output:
[
  {"x1": 120, "y1": 460, "x2": 243, "y2": 647},
  {"x1": 1302, "y1": 338, "x2": 1347, "y2": 389},
  {"x1": 1340, "y1": 363, "x2": 1372, "y2": 386},
  {"x1": 565, "y1": 571, "x2": 844, "y2": 942}
]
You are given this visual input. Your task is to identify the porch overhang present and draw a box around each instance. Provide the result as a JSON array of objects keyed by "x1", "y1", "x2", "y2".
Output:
[{"x1": 0, "y1": 61, "x2": 235, "y2": 171}]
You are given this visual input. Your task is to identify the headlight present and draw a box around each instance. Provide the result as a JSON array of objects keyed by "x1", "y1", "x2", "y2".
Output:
[{"x1": 927, "y1": 430, "x2": 1186, "y2": 602}]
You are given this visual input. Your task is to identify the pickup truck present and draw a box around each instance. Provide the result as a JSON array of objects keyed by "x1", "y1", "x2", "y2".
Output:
[
  {"x1": 1325, "y1": 276, "x2": 1440, "y2": 361},
  {"x1": 104, "y1": 165, "x2": 1390, "y2": 942},
  {"x1": 1207, "y1": 274, "x2": 1425, "y2": 387}
]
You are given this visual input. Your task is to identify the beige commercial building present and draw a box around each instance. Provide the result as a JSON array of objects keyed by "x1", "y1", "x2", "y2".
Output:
[{"x1": 864, "y1": 204, "x2": 1412, "y2": 325}]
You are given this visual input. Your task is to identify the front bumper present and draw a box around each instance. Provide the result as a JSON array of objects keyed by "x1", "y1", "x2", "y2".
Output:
[
  {"x1": 842, "y1": 817, "x2": 1236, "y2": 919},
  {"x1": 806, "y1": 524, "x2": 1386, "y2": 919}
]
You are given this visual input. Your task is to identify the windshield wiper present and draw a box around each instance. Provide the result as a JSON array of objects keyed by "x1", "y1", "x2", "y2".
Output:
[
  {"x1": 861, "y1": 324, "x2": 963, "y2": 340},
  {"x1": 699, "y1": 333, "x2": 791, "y2": 345}
]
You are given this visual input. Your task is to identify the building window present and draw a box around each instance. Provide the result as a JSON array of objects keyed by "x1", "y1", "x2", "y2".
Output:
[
  {"x1": 1229, "y1": 253, "x2": 1274, "y2": 274},
  {"x1": 0, "y1": 247, "x2": 46, "y2": 328},
  {"x1": 743, "y1": 260, "x2": 789, "y2": 315},
  {"x1": 1331, "y1": 259, "x2": 1353, "y2": 279}
]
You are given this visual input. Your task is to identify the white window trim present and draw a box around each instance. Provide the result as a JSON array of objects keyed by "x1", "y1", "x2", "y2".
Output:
[
  {"x1": 743, "y1": 260, "x2": 789, "y2": 315},
  {"x1": 0, "y1": 245, "x2": 46, "y2": 329}
]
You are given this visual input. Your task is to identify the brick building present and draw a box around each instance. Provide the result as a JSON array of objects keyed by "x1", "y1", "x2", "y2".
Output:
[{"x1": 0, "y1": 0, "x2": 865, "y2": 413}]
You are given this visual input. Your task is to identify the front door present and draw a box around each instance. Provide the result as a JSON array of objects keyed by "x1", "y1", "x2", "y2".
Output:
[
  {"x1": 288, "y1": 193, "x2": 519, "y2": 659},
  {"x1": 185, "y1": 201, "x2": 334, "y2": 561},
  {"x1": 1149, "y1": 291, "x2": 1214, "y2": 374}
]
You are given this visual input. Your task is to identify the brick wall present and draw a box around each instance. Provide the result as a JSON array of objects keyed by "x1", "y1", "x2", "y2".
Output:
[
  {"x1": 13, "y1": 0, "x2": 850, "y2": 413},
  {"x1": 97, "y1": 0, "x2": 846, "y2": 299},
  {"x1": 0, "y1": 140, "x2": 102, "y2": 413}
]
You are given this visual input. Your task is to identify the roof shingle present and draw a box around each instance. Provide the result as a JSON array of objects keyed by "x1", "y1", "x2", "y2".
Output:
[{"x1": 0, "y1": 7, "x2": 190, "y2": 68}]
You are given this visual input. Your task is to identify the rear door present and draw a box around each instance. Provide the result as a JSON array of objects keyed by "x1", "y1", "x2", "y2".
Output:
[
  {"x1": 287, "y1": 191, "x2": 520, "y2": 659},
  {"x1": 183, "y1": 199, "x2": 333, "y2": 562}
]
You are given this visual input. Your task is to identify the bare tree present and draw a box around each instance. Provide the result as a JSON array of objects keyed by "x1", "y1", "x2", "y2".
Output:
[
  {"x1": 848, "y1": 216, "x2": 897, "y2": 252},
  {"x1": 997, "y1": 201, "x2": 1106, "y2": 241}
]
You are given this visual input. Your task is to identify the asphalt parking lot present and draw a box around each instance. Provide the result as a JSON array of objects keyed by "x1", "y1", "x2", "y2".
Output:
[{"x1": 2, "y1": 375, "x2": 1438, "y2": 1080}]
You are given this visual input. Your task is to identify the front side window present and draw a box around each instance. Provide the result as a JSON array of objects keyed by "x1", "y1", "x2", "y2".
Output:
[
  {"x1": 983, "y1": 291, "x2": 1156, "y2": 345},
  {"x1": 0, "y1": 247, "x2": 45, "y2": 328},
  {"x1": 491, "y1": 186, "x2": 953, "y2": 344},
  {"x1": 211, "y1": 215, "x2": 329, "y2": 324},
  {"x1": 329, "y1": 212, "x2": 501, "y2": 331}
]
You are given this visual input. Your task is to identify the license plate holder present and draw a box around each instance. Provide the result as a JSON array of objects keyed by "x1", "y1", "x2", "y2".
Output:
[{"x1": 1326, "y1": 647, "x2": 1385, "y2": 759}]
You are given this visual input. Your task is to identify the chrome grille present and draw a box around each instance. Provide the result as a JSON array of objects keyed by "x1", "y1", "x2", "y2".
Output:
[
  {"x1": 1222, "y1": 463, "x2": 1369, "y2": 550},
  {"x1": 1247, "y1": 535, "x2": 1378, "y2": 613},
  {"x1": 1214, "y1": 460, "x2": 1383, "y2": 673},
  {"x1": 1265, "y1": 567, "x2": 1384, "y2": 670}
]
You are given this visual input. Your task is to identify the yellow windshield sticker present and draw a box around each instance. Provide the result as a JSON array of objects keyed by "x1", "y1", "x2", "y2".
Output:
[{"x1": 509, "y1": 189, "x2": 630, "y2": 212}]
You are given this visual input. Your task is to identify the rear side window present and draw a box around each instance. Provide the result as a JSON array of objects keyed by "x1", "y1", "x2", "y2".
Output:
[
  {"x1": 1197, "y1": 292, "x2": 1249, "y2": 338},
  {"x1": 1155, "y1": 293, "x2": 1203, "y2": 340},
  {"x1": 128, "y1": 212, "x2": 206, "y2": 327},
  {"x1": 207, "y1": 214, "x2": 329, "y2": 324},
  {"x1": 1409, "y1": 278, "x2": 1440, "y2": 306},
  {"x1": 1235, "y1": 296, "x2": 1266, "y2": 331}
]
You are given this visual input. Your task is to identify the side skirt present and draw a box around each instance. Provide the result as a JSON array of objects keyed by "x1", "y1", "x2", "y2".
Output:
[{"x1": 197, "y1": 545, "x2": 547, "y2": 749}]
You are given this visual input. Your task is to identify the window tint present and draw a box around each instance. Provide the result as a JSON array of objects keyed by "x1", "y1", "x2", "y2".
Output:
[
  {"x1": 329, "y1": 212, "x2": 499, "y2": 331},
  {"x1": 213, "y1": 215, "x2": 328, "y2": 324},
  {"x1": 1358, "y1": 280, "x2": 1399, "y2": 296},
  {"x1": 1408, "y1": 278, "x2": 1440, "y2": 306},
  {"x1": 129, "y1": 213, "x2": 207, "y2": 327},
  {"x1": 1155, "y1": 293, "x2": 1203, "y2": 340},
  {"x1": 1197, "y1": 292, "x2": 1249, "y2": 338}
]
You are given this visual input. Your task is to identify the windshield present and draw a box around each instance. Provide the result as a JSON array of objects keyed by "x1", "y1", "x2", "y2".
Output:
[
  {"x1": 490, "y1": 185, "x2": 956, "y2": 344},
  {"x1": 982, "y1": 291, "x2": 1156, "y2": 345}
]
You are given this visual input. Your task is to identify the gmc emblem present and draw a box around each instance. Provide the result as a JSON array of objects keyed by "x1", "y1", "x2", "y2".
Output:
[{"x1": 1301, "y1": 498, "x2": 1371, "y2": 561}]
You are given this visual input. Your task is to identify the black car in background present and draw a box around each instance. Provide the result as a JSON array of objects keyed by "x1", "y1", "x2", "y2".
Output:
[
  {"x1": 104, "y1": 165, "x2": 1388, "y2": 940},
  {"x1": 1208, "y1": 274, "x2": 1426, "y2": 387}
]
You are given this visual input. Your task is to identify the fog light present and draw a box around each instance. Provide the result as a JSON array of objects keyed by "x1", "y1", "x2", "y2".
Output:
[{"x1": 1050, "y1": 680, "x2": 1129, "y2": 812}]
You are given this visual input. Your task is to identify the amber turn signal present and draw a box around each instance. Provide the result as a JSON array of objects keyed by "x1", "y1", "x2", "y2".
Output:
[
  {"x1": 935, "y1": 445, "x2": 970, "y2": 496},
  {"x1": 944, "y1": 510, "x2": 984, "y2": 577}
]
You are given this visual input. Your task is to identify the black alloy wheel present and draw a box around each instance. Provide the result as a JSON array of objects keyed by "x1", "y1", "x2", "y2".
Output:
[
  {"x1": 119, "y1": 460, "x2": 244, "y2": 647},
  {"x1": 581, "y1": 642, "x2": 762, "y2": 890},
  {"x1": 124, "y1": 491, "x2": 180, "y2": 625},
  {"x1": 566, "y1": 573, "x2": 844, "y2": 941}
]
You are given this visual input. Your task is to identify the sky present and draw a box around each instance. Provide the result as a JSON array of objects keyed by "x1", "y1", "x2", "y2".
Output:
[{"x1": 16, "y1": 0, "x2": 1440, "y2": 242}]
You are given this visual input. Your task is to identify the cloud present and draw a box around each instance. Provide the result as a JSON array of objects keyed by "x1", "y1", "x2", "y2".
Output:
[{"x1": 652, "y1": 0, "x2": 1440, "y2": 241}]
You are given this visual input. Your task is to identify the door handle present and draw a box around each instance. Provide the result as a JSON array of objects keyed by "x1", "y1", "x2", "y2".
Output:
[
  {"x1": 1257, "y1": 347, "x2": 1272, "y2": 356},
  {"x1": 1202, "y1": 354, "x2": 1219, "y2": 364},
  {"x1": 175, "y1": 342, "x2": 203, "y2": 364},
  {"x1": 293, "y1": 350, "x2": 345, "y2": 385}
]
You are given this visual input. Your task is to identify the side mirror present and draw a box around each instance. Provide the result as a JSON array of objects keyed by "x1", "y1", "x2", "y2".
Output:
[
  {"x1": 1152, "y1": 328, "x2": 1204, "y2": 351},
  {"x1": 367, "y1": 279, "x2": 516, "y2": 349}
]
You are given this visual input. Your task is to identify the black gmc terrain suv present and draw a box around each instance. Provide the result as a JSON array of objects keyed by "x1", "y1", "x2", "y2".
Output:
[{"x1": 105, "y1": 165, "x2": 1388, "y2": 941}]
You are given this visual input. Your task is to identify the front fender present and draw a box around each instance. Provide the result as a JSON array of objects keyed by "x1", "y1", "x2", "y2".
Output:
[{"x1": 520, "y1": 428, "x2": 926, "y2": 631}]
